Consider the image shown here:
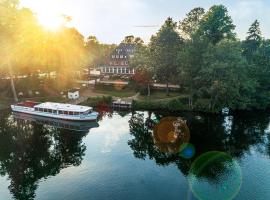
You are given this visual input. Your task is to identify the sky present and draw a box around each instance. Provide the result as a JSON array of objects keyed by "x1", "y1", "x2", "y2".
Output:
[{"x1": 20, "y1": 0, "x2": 270, "y2": 44}]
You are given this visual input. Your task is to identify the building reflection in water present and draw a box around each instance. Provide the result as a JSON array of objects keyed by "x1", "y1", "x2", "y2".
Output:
[{"x1": 0, "y1": 110, "x2": 99, "y2": 200}]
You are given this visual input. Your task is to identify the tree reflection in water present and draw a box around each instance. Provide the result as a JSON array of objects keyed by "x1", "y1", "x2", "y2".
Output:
[
  {"x1": 128, "y1": 111, "x2": 270, "y2": 177},
  {"x1": 0, "y1": 110, "x2": 88, "y2": 200}
]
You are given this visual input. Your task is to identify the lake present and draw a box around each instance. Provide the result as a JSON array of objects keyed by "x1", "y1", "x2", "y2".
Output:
[{"x1": 0, "y1": 109, "x2": 270, "y2": 200}]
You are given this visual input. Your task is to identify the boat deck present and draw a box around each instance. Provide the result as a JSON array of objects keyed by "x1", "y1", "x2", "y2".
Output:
[{"x1": 16, "y1": 101, "x2": 39, "y2": 108}]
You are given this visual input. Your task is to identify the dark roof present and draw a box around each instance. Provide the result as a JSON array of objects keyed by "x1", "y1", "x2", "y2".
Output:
[
  {"x1": 108, "y1": 43, "x2": 135, "y2": 61},
  {"x1": 68, "y1": 88, "x2": 80, "y2": 93}
]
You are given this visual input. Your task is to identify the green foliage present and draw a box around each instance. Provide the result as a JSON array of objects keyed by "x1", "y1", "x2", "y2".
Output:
[
  {"x1": 198, "y1": 5, "x2": 236, "y2": 44},
  {"x1": 81, "y1": 96, "x2": 113, "y2": 107},
  {"x1": 133, "y1": 98, "x2": 186, "y2": 112},
  {"x1": 243, "y1": 20, "x2": 262, "y2": 60},
  {"x1": 179, "y1": 7, "x2": 205, "y2": 39},
  {"x1": 149, "y1": 17, "x2": 183, "y2": 95}
]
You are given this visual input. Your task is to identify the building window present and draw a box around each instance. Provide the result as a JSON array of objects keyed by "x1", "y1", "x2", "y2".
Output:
[
  {"x1": 116, "y1": 55, "x2": 119, "y2": 58},
  {"x1": 125, "y1": 61, "x2": 128, "y2": 65},
  {"x1": 114, "y1": 61, "x2": 118, "y2": 65},
  {"x1": 121, "y1": 61, "x2": 124, "y2": 65},
  {"x1": 114, "y1": 68, "x2": 117, "y2": 74},
  {"x1": 120, "y1": 55, "x2": 123, "y2": 58},
  {"x1": 112, "y1": 55, "x2": 115, "y2": 58}
]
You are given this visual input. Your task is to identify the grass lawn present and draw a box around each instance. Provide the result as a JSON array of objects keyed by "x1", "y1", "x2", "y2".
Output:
[
  {"x1": 17, "y1": 96, "x2": 68, "y2": 103},
  {"x1": 138, "y1": 91, "x2": 189, "y2": 101},
  {"x1": 93, "y1": 88, "x2": 137, "y2": 98},
  {"x1": 0, "y1": 99, "x2": 12, "y2": 110}
]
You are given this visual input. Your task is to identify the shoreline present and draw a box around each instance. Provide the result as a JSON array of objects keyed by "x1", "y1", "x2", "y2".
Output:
[{"x1": 2, "y1": 94, "x2": 269, "y2": 115}]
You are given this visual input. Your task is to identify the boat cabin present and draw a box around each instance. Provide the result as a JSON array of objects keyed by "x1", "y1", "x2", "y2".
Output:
[{"x1": 34, "y1": 102, "x2": 93, "y2": 116}]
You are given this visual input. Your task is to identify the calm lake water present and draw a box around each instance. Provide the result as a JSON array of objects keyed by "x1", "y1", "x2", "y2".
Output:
[{"x1": 0, "y1": 109, "x2": 270, "y2": 200}]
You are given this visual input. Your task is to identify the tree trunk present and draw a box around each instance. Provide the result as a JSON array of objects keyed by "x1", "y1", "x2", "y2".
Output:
[
  {"x1": 147, "y1": 83, "x2": 151, "y2": 97},
  {"x1": 166, "y1": 82, "x2": 169, "y2": 96},
  {"x1": 8, "y1": 60, "x2": 18, "y2": 102}
]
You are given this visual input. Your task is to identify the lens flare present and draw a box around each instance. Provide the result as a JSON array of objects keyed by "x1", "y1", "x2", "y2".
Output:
[
  {"x1": 188, "y1": 151, "x2": 242, "y2": 200},
  {"x1": 153, "y1": 117, "x2": 190, "y2": 153},
  {"x1": 179, "y1": 143, "x2": 195, "y2": 159}
]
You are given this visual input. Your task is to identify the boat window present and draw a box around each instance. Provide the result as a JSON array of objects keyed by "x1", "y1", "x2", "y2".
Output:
[
  {"x1": 64, "y1": 111, "x2": 68, "y2": 115},
  {"x1": 59, "y1": 111, "x2": 63, "y2": 114},
  {"x1": 69, "y1": 112, "x2": 74, "y2": 115},
  {"x1": 48, "y1": 109, "x2": 52, "y2": 113},
  {"x1": 53, "y1": 110, "x2": 57, "y2": 114},
  {"x1": 35, "y1": 108, "x2": 38, "y2": 111},
  {"x1": 44, "y1": 109, "x2": 48, "y2": 112},
  {"x1": 74, "y1": 112, "x2": 79, "y2": 115}
]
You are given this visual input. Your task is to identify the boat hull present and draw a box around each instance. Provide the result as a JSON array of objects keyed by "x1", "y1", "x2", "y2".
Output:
[
  {"x1": 11, "y1": 105, "x2": 99, "y2": 122},
  {"x1": 12, "y1": 112, "x2": 99, "y2": 132}
]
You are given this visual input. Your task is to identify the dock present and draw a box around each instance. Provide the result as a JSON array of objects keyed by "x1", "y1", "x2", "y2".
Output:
[{"x1": 112, "y1": 99, "x2": 132, "y2": 109}]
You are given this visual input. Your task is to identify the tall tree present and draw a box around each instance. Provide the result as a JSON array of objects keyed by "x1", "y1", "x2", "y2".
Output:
[
  {"x1": 179, "y1": 7, "x2": 205, "y2": 39},
  {"x1": 242, "y1": 20, "x2": 262, "y2": 60},
  {"x1": 198, "y1": 5, "x2": 236, "y2": 44},
  {"x1": 130, "y1": 44, "x2": 153, "y2": 96},
  {"x1": 0, "y1": 0, "x2": 22, "y2": 102},
  {"x1": 149, "y1": 17, "x2": 182, "y2": 95}
]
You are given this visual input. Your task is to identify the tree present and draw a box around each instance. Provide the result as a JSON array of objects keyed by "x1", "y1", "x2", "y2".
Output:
[
  {"x1": 0, "y1": 0, "x2": 20, "y2": 101},
  {"x1": 198, "y1": 5, "x2": 236, "y2": 44},
  {"x1": 179, "y1": 7, "x2": 205, "y2": 39},
  {"x1": 250, "y1": 40, "x2": 270, "y2": 109},
  {"x1": 242, "y1": 20, "x2": 262, "y2": 60},
  {"x1": 196, "y1": 40, "x2": 256, "y2": 111},
  {"x1": 177, "y1": 38, "x2": 209, "y2": 108},
  {"x1": 130, "y1": 44, "x2": 153, "y2": 96},
  {"x1": 85, "y1": 36, "x2": 116, "y2": 68},
  {"x1": 149, "y1": 17, "x2": 183, "y2": 95},
  {"x1": 122, "y1": 35, "x2": 144, "y2": 45}
]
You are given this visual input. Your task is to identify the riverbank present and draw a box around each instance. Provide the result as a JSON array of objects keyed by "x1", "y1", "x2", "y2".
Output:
[{"x1": 0, "y1": 99, "x2": 12, "y2": 110}]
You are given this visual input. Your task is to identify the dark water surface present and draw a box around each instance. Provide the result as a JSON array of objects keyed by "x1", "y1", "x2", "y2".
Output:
[{"x1": 0, "y1": 110, "x2": 269, "y2": 200}]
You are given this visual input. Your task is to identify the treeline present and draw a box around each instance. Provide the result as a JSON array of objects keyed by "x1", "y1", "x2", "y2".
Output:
[{"x1": 131, "y1": 5, "x2": 270, "y2": 112}]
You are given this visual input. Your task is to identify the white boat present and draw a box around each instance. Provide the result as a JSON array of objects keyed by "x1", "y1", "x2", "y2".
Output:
[{"x1": 11, "y1": 101, "x2": 99, "y2": 121}]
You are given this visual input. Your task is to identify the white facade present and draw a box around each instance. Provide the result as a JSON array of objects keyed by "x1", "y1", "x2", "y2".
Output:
[{"x1": 68, "y1": 91, "x2": 79, "y2": 100}]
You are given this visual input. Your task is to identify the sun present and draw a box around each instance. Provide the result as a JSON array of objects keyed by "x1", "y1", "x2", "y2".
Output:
[{"x1": 37, "y1": 13, "x2": 64, "y2": 31}]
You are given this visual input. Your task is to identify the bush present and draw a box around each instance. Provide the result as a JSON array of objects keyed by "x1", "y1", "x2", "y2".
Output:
[
  {"x1": 133, "y1": 98, "x2": 185, "y2": 111},
  {"x1": 81, "y1": 96, "x2": 112, "y2": 107}
]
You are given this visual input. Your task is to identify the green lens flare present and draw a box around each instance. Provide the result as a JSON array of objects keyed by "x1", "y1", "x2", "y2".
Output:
[{"x1": 188, "y1": 151, "x2": 242, "y2": 200}]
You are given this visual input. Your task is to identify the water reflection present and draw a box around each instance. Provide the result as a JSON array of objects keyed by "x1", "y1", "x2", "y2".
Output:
[
  {"x1": 128, "y1": 111, "x2": 270, "y2": 191},
  {"x1": 0, "y1": 110, "x2": 98, "y2": 200}
]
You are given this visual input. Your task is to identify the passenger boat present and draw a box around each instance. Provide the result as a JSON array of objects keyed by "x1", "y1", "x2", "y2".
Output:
[{"x1": 11, "y1": 101, "x2": 99, "y2": 121}]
